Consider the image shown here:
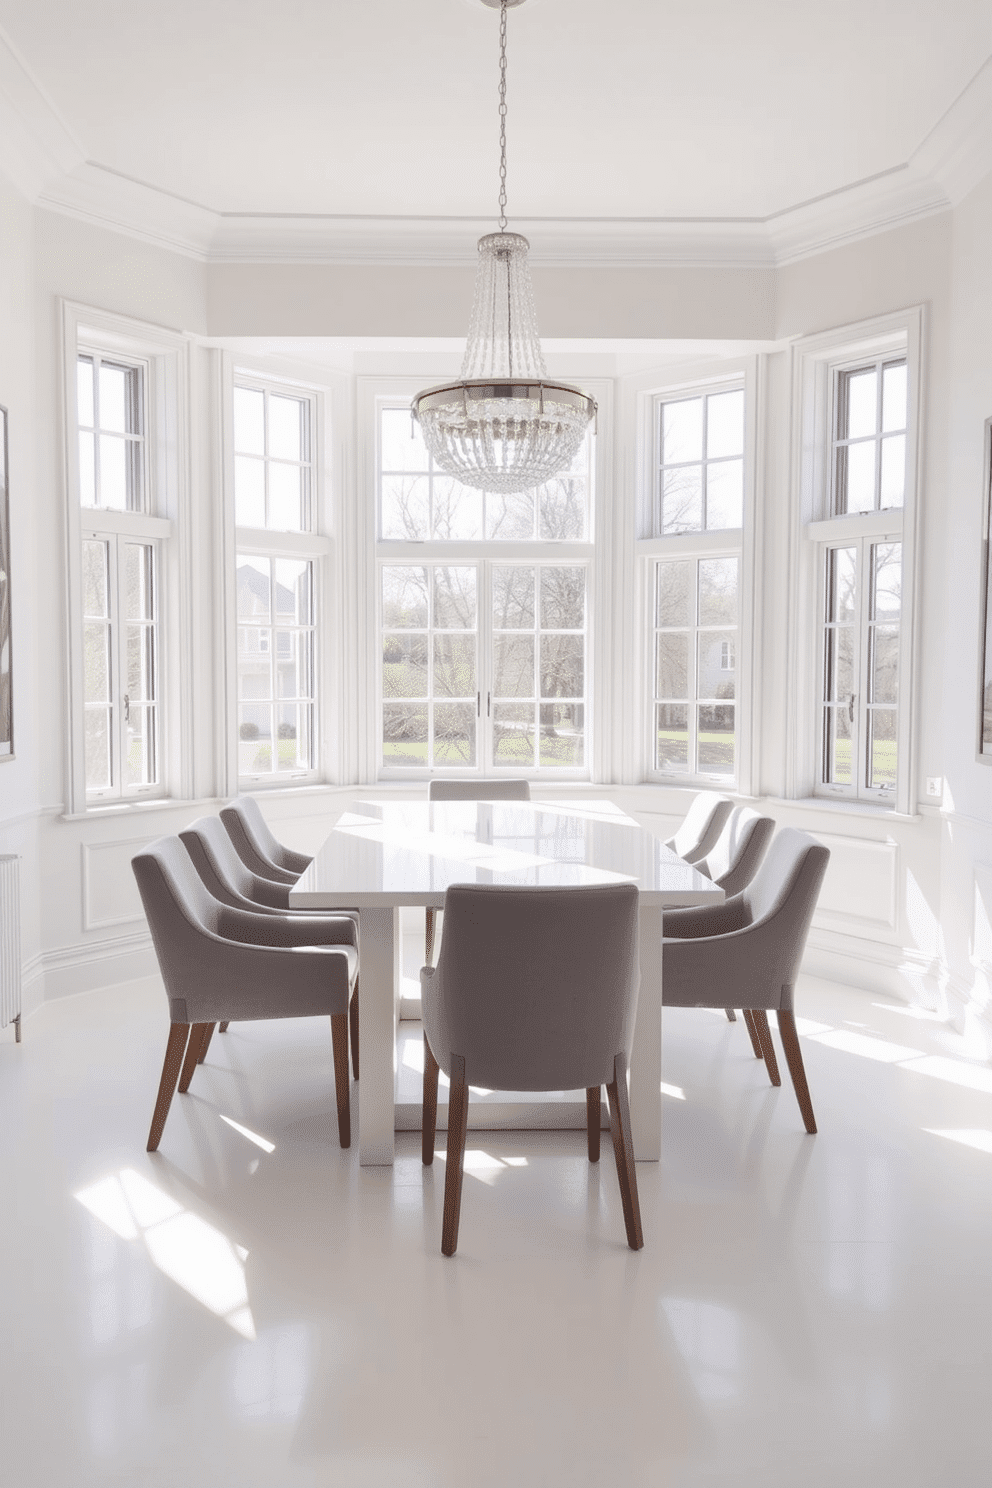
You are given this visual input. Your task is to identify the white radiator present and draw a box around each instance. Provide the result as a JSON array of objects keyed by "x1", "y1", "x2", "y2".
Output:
[{"x1": 0, "y1": 854, "x2": 21, "y2": 1041}]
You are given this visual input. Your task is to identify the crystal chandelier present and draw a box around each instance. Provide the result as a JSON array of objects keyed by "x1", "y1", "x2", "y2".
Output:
[{"x1": 412, "y1": 0, "x2": 596, "y2": 496}]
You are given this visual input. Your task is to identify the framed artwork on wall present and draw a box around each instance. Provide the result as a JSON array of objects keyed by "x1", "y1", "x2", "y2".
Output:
[
  {"x1": 981, "y1": 416, "x2": 992, "y2": 761},
  {"x1": 0, "y1": 407, "x2": 10, "y2": 760}
]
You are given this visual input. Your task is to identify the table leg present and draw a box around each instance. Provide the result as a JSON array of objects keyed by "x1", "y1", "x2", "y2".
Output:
[
  {"x1": 357, "y1": 905, "x2": 400, "y2": 1165},
  {"x1": 630, "y1": 902, "x2": 663, "y2": 1161}
]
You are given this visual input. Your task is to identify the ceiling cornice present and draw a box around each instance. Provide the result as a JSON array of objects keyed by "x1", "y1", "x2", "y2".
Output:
[{"x1": 3, "y1": 23, "x2": 989, "y2": 271}]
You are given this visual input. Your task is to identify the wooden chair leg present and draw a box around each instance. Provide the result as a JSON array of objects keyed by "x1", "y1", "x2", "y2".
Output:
[
  {"x1": 725, "y1": 1008, "x2": 737, "y2": 1022},
  {"x1": 606, "y1": 1053, "x2": 644, "y2": 1251},
  {"x1": 218, "y1": 1021, "x2": 230, "y2": 1034},
  {"x1": 441, "y1": 1054, "x2": 469, "y2": 1257},
  {"x1": 196, "y1": 1023, "x2": 216, "y2": 1064},
  {"x1": 147, "y1": 1023, "x2": 191, "y2": 1152},
  {"x1": 750, "y1": 1009, "x2": 781, "y2": 1086},
  {"x1": 586, "y1": 1087, "x2": 601, "y2": 1163},
  {"x1": 422, "y1": 1034, "x2": 440, "y2": 1166},
  {"x1": 425, "y1": 908, "x2": 436, "y2": 967},
  {"x1": 349, "y1": 981, "x2": 360, "y2": 1081},
  {"x1": 330, "y1": 1012, "x2": 351, "y2": 1149},
  {"x1": 777, "y1": 1009, "x2": 818, "y2": 1134},
  {"x1": 178, "y1": 1023, "x2": 211, "y2": 1094},
  {"x1": 741, "y1": 1007, "x2": 764, "y2": 1060}
]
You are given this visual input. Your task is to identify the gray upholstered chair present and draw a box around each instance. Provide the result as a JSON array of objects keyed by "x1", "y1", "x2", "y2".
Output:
[
  {"x1": 421, "y1": 882, "x2": 643, "y2": 1255},
  {"x1": 132, "y1": 837, "x2": 358, "y2": 1153},
  {"x1": 662, "y1": 828, "x2": 830, "y2": 1133},
  {"x1": 424, "y1": 778, "x2": 531, "y2": 965},
  {"x1": 664, "y1": 791, "x2": 734, "y2": 865},
  {"x1": 220, "y1": 795, "x2": 311, "y2": 885},
  {"x1": 178, "y1": 816, "x2": 359, "y2": 1067}
]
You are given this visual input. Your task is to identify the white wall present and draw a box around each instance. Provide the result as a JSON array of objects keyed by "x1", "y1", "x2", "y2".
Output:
[{"x1": 0, "y1": 183, "x2": 989, "y2": 1047}]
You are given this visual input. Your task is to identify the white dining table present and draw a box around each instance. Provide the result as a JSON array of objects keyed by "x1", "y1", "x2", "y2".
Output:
[{"x1": 290, "y1": 798, "x2": 724, "y2": 1165}]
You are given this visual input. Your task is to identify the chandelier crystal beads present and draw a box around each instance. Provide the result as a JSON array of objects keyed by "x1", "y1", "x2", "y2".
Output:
[{"x1": 412, "y1": 0, "x2": 595, "y2": 496}]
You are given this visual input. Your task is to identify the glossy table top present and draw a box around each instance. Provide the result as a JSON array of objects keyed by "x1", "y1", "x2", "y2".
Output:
[{"x1": 291, "y1": 798, "x2": 724, "y2": 909}]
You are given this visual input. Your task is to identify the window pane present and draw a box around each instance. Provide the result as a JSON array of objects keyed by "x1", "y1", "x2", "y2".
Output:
[
  {"x1": 276, "y1": 704, "x2": 309, "y2": 772},
  {"x1": 239, "y1": 707, "x2": 274, "y2": 774},
  {"x1": 383, "y1": 704, "x2": 428, "y2": 764},
  {"x1": 382, "y1": 567, "x2": 428, "y2": 628},
  {"x1": 432, "y1": 478, "x2": 482, "y2": 541},
  {"x1": 662, "y1": 467, "x2": 702, "y2": 534},
  {"x1": 99, "y1": 364, "x2": 129, "y2": 434},
  {"x1": 882, "y1": 363, "x2": 907, "y2": 433},
  {"x1": 79, "y1": 431, "x2": 96, "y2": 506},
  {"x1": 123, "y1": 543, "x2": 153, "y2": 622},
  {"x1": 540, "y1": 703, "x2": 583, "y2": 767},
  {"x1": 82, "y1": 540, "x2": 108, "y2": 617},
  {"x1": 433, "y1": 634, "x2": 475, "y2": 697},
  {"x1": 872, "y1": 543, "x2": 901, "y2": 619},
  {"x1": 656, "y1": 703, "x2": 688, "y2": 771},
  {"x1": 493, "y1": 703, "x2": 534, "y2": 765},
  {"x1": 870, "y1": 626, "x2": 899, "y2": 705},
  {"x1": 237, "y1": 557, "x2": 271, "y2": 622},
  {"x1": 234, "y1": 456, "x2": 265, "y2": 527},
  {"x1": 486, "y1": 491, "x2": 535, "y2": 540},
  {"x1": 234, "y1": 388, "x2": 265, "y2": 455},
  {"x1": 879, "y1": 434, "x2": 905, "y2": 508},
  {"x1": 697, "y1": 704, "x2": 735, "y2": 775},
  {"x1": 125, "y1": 704, "x2": 155, "y2": 788},
  {"x1": 845, "y1": 369, "x2": 877, "y2": 440},
  {"x1": 77, "y1": 357, "x2": 94, "y2": 427},
  {"x1": 706, "y1": 390, "x2": 744, "y2": 458},
  {"x1": 662, "y1": 398, "x2": 703, "y2": 465},
  {"x1": 382, "y1": 635, "x2": 428, "y2": 698},
  {"x1": 84, "y1": 622, "x2": 110, "y2": 703},
  {"x1": 381, "y1": 476, "x2": 429, "y2": 541},
  {"x1": 433, "y1": 702, "x2": 476, "y2": 766},
  {"x1": 275, "y1": 631, "x2": 302, "y2": 696},
  {"x1": 656, "y1": 633, "x2": 689, "y2": 700},
  {"x1": 868, "y1": 709, "x2": 897, "y2": 788},
  {"x1": 99, "y1": 435, "x2": 128, "y2": 511},
  {"x1": 269, "y1": 463, "x2": 303, "y2": 531},
  {"x1": 698, "y1": 558, "x2": 738, "y2": 626},
  {"x1": 540, "y1": 567, "x2": 584, "y2": 630},
  {"x1": 824, "y1": 626, "x2": 855, "y2": 702},
  {"x1": 85, "y1": 708, "x2": 111, "y2": 791},
  {"x1": 845, "y1": 440, "x2": 875, "y2": 513},
  {"x1": 494, "y1": 636, "x2": 534, "y2": 697},
  {"x1": 706, "y1": 459, "x2": 743, "y2": 529},
  {"x1": 826, "y1": 548, "x2": 857, "y2": 623},
  {"x1": 539, "y1": 475, "x2": 586, "y2": 540},
  {"x1": 382, "y1": 408, "x2": 428, "y2": 471},
  {"x1": 698, "y1": 631, "x2": 735, "y2": 700},
  {"x1": 656, "y1": 562, "x2": 693, "y2": 628},
  {"x1": 269, "y1": 395, "x2": 304, "y2": 462},
  {"x1": 433, "y1": 567, "x2": 476, "y2": 629},
  {"x1": 127, "y1": 626, "x2": 155, "y2": 701},
  {"x1": 540, "y1": 635, "x2": 584, "y2": 699},
  {"x1": 824, "y1": 707, "x2": 852, "y2": 784},
  {"x1": 493, "y1": 566, "x2": 534, "y2": 629}
]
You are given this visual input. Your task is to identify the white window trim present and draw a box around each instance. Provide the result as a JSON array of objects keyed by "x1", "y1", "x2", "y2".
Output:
[
  {"x1": 787, "y1": 307, "x2": 925, "y2": 816},
  {"x1": 358, "y1": 375, "x2": 613, "y2": 784},
  {"x1": 61, "y1": 301, "x2": 192, "y2": 815},
  {"x1": 218, "y1": 353, "x2": 346, "y2": 795},
  {"x1": 629, "y1": 356, "x2": 761, "y2": 796}
]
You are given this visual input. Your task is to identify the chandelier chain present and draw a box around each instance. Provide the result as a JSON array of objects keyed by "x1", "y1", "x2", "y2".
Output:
[{"x1": 498, "y1": 0, "x2": 508, "y2": 231}]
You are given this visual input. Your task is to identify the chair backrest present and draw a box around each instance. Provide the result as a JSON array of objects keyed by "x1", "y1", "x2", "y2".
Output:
[
  {"x1": 132, "y1": 837, "x2": 227, "y2": 1014},
  {"x1": 220, "y1": 796, "x2": 309, "y2": 881},
  {"x1": 428, "y1": 778, "x2": 531, "y2": 802},
  {"x1": 697, "y1": 806, "x2": 775, "y2": 897},
  {"x1": 740, "y1": 827, "x2": 830, "y2": 989},
  {"x1": 179, "y1": 816, "x2": 290, "y2": 911},
  {"x1": 666, "y1": 791, "x2": 733, "y2": 863},
  {"x1": 423, "y1": 882, "x2": 639, "y2": 1092}
]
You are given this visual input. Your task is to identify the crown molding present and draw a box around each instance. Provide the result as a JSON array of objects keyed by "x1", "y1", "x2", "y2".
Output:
[{"x1": 3, "y1": 19, "x2": 989, "y2": 271}]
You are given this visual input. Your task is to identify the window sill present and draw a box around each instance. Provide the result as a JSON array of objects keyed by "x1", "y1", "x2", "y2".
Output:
[
  {"x1": 766, "y1": 795, "x2": 920, "y2": 823},
  {"x1": 61, "y1": 796, "x2": 220, "y2": 823}
]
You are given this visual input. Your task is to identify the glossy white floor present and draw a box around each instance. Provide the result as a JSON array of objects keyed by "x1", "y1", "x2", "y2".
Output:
[{"x1": 2, "y1": 965, "x2": 991, "y2": 1488}]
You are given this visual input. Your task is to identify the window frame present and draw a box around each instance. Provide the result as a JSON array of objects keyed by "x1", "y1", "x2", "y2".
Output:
[
  {"x1": 61, "y1": 302, "x2": 191, "y2": 815},
  {"x1": 361, "y1": 377, "x2": 612, "y2": 784},
  {"x1": 633, "y1": 359, "x2": 760, "y2": 795},
  {"x1": 789, "y1": 309, "x2": 925, "y2": 816},
  {"x1": 220, "y1": 359, "x2": 335, "y2": 794}
]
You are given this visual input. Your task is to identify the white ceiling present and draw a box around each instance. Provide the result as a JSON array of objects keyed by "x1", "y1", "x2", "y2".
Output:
[{"x1": 1, "y1": 0, "x2": 991, "y2": 262}]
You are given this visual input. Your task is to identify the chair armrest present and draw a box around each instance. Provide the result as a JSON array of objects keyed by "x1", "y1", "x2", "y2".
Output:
[
  {"x1": 215, "y1": 904, "x2": 358, "y2": 948},
  {"x1": 662, "y1": 894, "x2": 750, "y2": 939}
]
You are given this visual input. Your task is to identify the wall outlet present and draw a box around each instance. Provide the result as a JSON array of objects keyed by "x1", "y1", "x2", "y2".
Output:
[{"x1": 926, "y1": 777, "x2": 943, "y2": 799}]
